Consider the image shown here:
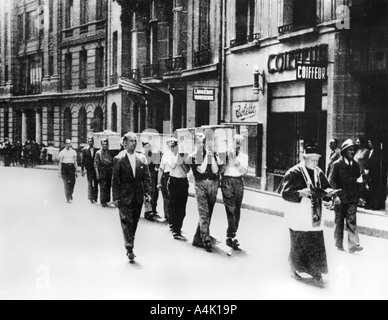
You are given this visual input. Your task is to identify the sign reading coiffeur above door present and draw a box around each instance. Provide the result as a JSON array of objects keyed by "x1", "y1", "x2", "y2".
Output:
[
  {"x1": 296, "y1": 63, "x2": 328, "y2": 81},
  {"x1": 232, "y1": 102, "x2": 259, "y2": 123}
]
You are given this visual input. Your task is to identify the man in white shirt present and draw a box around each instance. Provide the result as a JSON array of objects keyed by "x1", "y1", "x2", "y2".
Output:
[
  {"x1": 59, "y1": 139, "x2": 78, "y2": 203},
  {"x1": 219, "y1": 135, "x2": 248, "y2": 250}
]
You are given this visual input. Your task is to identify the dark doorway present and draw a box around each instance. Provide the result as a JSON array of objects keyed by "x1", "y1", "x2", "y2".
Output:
[
  {"x1": 78, "y1": 108, "x2": 87, "y2": 145},
  {"x1": 26, "y1": 110, "x2": 36, "y2": 142},
  {"x1": 195, "y1": 100, "x2": 210, "y2": 128}
]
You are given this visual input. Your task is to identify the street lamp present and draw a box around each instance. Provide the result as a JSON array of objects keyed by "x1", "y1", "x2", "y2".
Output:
[{"x1": 253, "y1": 66, "x2": 265, "y2": 95}]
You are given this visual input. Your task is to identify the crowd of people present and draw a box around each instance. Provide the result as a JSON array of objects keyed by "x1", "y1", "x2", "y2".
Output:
[
  {"x1": 0, "y1": 140, "x2": 47, "y2": 168},
  {"x1": 59, "y1": 133, "x2": 249, "y2": 262}
]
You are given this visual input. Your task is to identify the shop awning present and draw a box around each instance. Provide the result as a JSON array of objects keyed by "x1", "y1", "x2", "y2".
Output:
[{"x1": 119, "y1": 78, "x2": 144, "y2": 96}]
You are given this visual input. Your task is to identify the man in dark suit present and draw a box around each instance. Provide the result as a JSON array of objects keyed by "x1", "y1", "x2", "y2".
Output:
[
  {"x1": 113, "y1": 132, "x2": 152, "y2": 262},
  {"x1": 81, "y1": 137, "x2": 99, "y2": 204},
  {"x1": 329, "y1": 139, "x2": 364, "y2": 254}
]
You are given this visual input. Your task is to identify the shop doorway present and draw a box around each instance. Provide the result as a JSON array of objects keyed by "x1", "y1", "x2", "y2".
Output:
[
  {"x1": 26, "y1": 110, "x2": 36, "y2": 142},
  {"x1": 363, "y1": 75, "x2": 388, "y2": 210},
  {"x1": 195, "y1": 100, "x2": 210, "y2": 127}
]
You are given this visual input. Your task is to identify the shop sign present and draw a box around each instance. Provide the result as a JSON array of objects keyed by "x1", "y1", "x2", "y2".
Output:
[
  {"x1": 193, "y1": 88, "x2": 215, "y2": 101},
  {"x1": 296, "y1": 63, "x2": 328, "y2": 81},
  {"x1": 232, "y1": 102, "x2": 259, "y2": 123}
]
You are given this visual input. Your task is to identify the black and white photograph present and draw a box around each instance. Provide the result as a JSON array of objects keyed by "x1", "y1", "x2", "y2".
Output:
[{"x1": 1, "y1": 0, "x2": 388, "y2": 303}]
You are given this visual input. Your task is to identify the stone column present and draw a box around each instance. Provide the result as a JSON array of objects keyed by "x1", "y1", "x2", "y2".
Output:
[
  {"x1": 22, "y1": 111, "x2": 27, "y2": 143},
  {"x1": 36, "y1": 111, "x2": 42, "y2": 144}
]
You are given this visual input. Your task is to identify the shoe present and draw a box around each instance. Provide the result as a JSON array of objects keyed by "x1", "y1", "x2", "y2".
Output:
[
  {"x1": 173, "y1": 233, "x2": 187, "y2": 241},
  {"x1": 192, "y1": 239, "x2": 204, "y2": 248},
  {"x1": 337, "y1": 246, "x2": 345, "y2": 252},
  {"x1": 349, "y1": 246, "x2": 364, "y2": 254},
  {"x1": 226, "y1": 238, "x2": 240, "y2": 250},
  {"x1": 204, "y1": 241, "x2": 213, "y2": 253},
  {"x1": 102, "y1": 203, "x2": 108, "y2": 208},
  {"x1": 127, "y1": 250, "x2": 136, "y2": 262}
]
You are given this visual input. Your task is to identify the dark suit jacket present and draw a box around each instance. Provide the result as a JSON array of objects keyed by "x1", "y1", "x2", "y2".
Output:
[
  {"x1": 82, "y1": 146, "x2": 98, "y2": 173},
  {"x1": 329, "y1": 158, "x2": 361, "y2": 205},
  {"x1": 112, "y1": 151, "x2": 152, "y2": 208},
  {"x1": 366, "y1": 150, "x2": 382, "y2": 187}
]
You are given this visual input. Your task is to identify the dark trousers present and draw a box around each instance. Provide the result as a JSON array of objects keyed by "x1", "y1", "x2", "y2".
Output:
[
  {"x1": 99, "y1": 168, "x2": 112, "y2": 205},
  {"x1": 222, "y1": 176, "x2": 244, "y2": 239},
  {"x1": 194, "y1": 179, "x2": 219, "y2": 244},
  {"x1": 145, "y1": 170, "x2": 159, "y2": 214},
  {"x1": 161, "y1": 173, "x2": 170, "y2": 221},
  {"x1": 119, "y1": 202, "x2": 142, "y2": 251},
  {"x1": 87, "y1": 171, "x2": 98, "y2": 202},
  {"x1": 61, "y1": 164, "x2": 76, "y2": 201},
  {"x1": 334, "y1": 203, "x2": 361, "y2": 249},
  {"x1": 168, "y1": 177, "x2": 189, "y2": 234}
]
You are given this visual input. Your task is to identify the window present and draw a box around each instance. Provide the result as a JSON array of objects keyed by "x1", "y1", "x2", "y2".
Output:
[
  {"x1": 173, "y1": 2, "x2": 182, "y2": 57},
  {"x1": 49, "y1": 56, "x2": 54, "y2": 76},
  {"x1": 199, "y1": 0, "x2": 210, "y2": 51},
  {"x1": 29, "y1": 57, "x2": 42, "y2": 94},
  {"x1": 65, "y1": 0, "x2": 74, "y2": 29},
  {"x1": 26, "y1": 11, "x2": 38, "y2": 40},
  {"x1": 78, "y1": 108, "x2": 88, "y2": 144},
  {"x1": 233, "y1": 0, "x2": 255, "y2": 46},
  {"x1": 64, "y1": 108, "x2": 72, "y2": 140},
  {"x1": 112, "y1": 31, "x2": 118, "y2": 81},
  {"x1": 65, "y1": 53, "x2": 72, "y2": 90},
  {"x1": 111, "y1": 103, "x2": 118, "y2": 133},
  {"x1": 49, "y1": 0, "x2": 54, "y2": 32},
  {"x1": 5, "y1": 65, "x2": 9, "y2": 83},
  {"x1": 96, "y1": 0, "x2": 107, "y2": 21},
  {"x1": 280, "y1": 0, "x2": 317, "y2": 33},
  {"x1": 18, "y1": 14, "x2": 24, "y2": 41},
  {"x1": 95, "y1": 47, "x2": 104, "y2": 87},
  {"x1": 79, "y1": 50, "x2": 88, "y2": 89},
  {"x1": 80, "y1": 0, "x2": 89, "y2": 25}
]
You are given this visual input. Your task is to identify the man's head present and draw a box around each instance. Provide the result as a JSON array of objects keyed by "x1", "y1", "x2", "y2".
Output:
[
  {"x1": 65, "y1": 139, "x2": 72, "y2": 150},
  {"x1": 123, "y1": 132, "x2": 138, "y2": 153},
  {"x1": 303, "y1": 144, "x2": 322, "y2": 170},
  {"x1": 101, "y1": 138, "x2": 109, "y2": 151},
  {"x1": 341, "y1": 139, "x2": 358, "y2": 161},
  {"x1": 356, "y1": 136, "x2": 368, "y2": 149},
  {"x1": 329, "y1": 139, "x2": 339, "y2": 151},
  {"x1": 87, "y1": 137, "x2": 94, "y2": 147}
]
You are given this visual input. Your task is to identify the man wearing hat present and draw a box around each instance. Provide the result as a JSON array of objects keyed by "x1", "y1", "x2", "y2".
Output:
[
  {"x1": 219, "y1": 134, "x2": 249, "y2": 250},
  {"x1": 95, "y1": 138, "x2": 114, "y2": 207},
  {"x1": 329, "y1": 139, "x2": 364, "y2": 254},
  {"x1": 282, "y1": 143, "x2": 332, "y2": 284}
]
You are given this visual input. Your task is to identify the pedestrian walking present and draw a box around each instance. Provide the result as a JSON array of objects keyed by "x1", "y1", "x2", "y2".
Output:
[
  {"x1": 190, "y1": 133, "x2": 220, "y2": 252},
  {"x1": 143, "y1": 142, "x2": 162, "y2": 221},
  {"x1": 365, "y1": 139, "x2": 384, "y2": 210},
  {"x1": 58, "y1": 139, "x2": 78, "y2": 203},
  {"x1": 81, "y1": 137, "x2": 99, "y2": 204},
  {"x1": 157, "y1": 138, "x2": 175, "y2": 228},
  {"x1": 164, "y1": 138, "x2": 190, "y2": 240},
  {"x1": 219, "y1": 135, "x2": 248, "y2": 250},
  {"x1": 329, "y1": 139, "x2": 364, "y2": 254},
  {"x1": 112, "y1": 132, "x2": 152, "y2": 262},
  {"x1": 95, "y1": 138, "x2": 114, "y2": 208},
  {"x1": 282, "y1": 144, "x2": 333, "y2": 284}
]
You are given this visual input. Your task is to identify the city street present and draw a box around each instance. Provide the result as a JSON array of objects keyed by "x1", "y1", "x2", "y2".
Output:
[{"x1": 1, "y1": 166, "x2": 388, "y2": 300}]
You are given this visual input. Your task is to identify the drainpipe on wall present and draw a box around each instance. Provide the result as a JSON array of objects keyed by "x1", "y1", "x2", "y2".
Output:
[{"x1": 218, "y1": 0, "x2": 226, "y2": 125}]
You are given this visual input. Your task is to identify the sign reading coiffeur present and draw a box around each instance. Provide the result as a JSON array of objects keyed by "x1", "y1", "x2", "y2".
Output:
[{"x1": 296, "y1": 63, "x2": 328, "y2": 81}]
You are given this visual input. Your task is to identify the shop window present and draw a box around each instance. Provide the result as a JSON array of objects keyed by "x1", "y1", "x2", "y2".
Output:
[
  {"x1": 26, "y1": 11, "x2": 38, "y2": 40},
  {"x1": 232, "y1": 0, "x2": 256, "y2": 47}
]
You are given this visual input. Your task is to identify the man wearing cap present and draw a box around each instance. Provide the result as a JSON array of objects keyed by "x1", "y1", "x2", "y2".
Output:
[
  {"x1": 219, "y1": 135, "x2": 249, "y2": 250},
  {"x1": 112, "y1": 132, "x2": 152, "y2": 262},
  {"x1": 190, "y1": 133, "x2": 220, "y2": 252},
  {"x1": 157, "y1": 138, "x2": 175, "y2": 227},
  {"x1": 59, "y1": 139, "x2": 78, "y2": 203},
  {"x1": 82, "y1": 137, "x2": 99, "y2": 204},
  {"x1": 95, "y1": 138, "x2": 114, "y2": 208},
  {"x1": 143, "y1": 141, "x2": 162, "y2": 221},
  {"x1": 282, "y1": 144, "x2": 332, "y2": 284},
  {"x1": 329, "y1": 139, "x2": 364, "y2": 254}
]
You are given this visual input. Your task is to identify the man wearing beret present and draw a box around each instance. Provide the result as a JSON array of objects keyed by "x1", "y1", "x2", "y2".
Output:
[{"x1": 329, "y1": 139, "x2": 364, "y2": 254}]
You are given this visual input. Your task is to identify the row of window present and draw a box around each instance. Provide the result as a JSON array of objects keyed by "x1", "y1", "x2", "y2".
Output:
[{"x1": 65, "y1": 0, "x2": 107, "y2": 30}]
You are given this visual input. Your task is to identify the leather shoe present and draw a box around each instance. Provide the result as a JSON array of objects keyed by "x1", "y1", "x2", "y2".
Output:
[
  {"x1": 349, "y1": 246, "x2": 364, "y2": 254},
  {"x1": 127, "y1": 250, "x2": 136, "y2": 261}
]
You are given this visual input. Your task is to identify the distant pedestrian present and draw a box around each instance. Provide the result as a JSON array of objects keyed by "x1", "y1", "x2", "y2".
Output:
[
  {"x1": 219, "y1": 135, "x2": 248, "y2": 250},
  {"x1": 157, "y1": 138, "x2": 174, "y2": 226},
  {"x1": 82, "y1": 137, "x2": 99, "y2": 204},
  {"x1": 282, "y1": 144, "x2": 332, "y2": 284},
  {"x1": 95, "y1": 138, "x2": 114, "y2": 208},
  {"x1": 112, "y1": 132, "x2": 152, "y2": 262},
  {"x1": 143, "y1": 141, "x2": 162, "y2": 221},
  {"x1": 40, "y1": 144, "x2": 47, "y2": 165},
  {"x1": 190, "y1": 133, "x2": 220, "y2": 252},
  {"x1": 327, "y1": 139, "x2": 341, "y2": 177},
  {"x1": 329, "y1": 139, "x2": 364, "y2": 254},
  {"x1": 58, "y1": 139, "x2": 78, "y2": 203}
]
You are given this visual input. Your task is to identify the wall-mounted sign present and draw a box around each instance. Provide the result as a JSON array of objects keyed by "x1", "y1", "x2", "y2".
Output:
[
  {"x1": 232, "y1": 102, "x2": 259, "y2": 123},
  {"x1": 296, "y1": 63, "x2": 328, "y2": 81},
  {"x1": 193, "y1": 88, "x2": 215, "y2": 101},
  {"x1": 268, "y1": 44, "x2": 329, "y2": 74}
]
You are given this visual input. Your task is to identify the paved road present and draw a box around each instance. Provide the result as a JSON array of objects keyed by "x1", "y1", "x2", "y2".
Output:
[{"x1": 1, "y1": 166, "x2": 388, "y2": 300}]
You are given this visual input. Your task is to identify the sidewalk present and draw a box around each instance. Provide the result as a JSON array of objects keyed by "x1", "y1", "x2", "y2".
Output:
[{"x1": 36, "y1": 164, "x2": 388, "y2": 240}]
